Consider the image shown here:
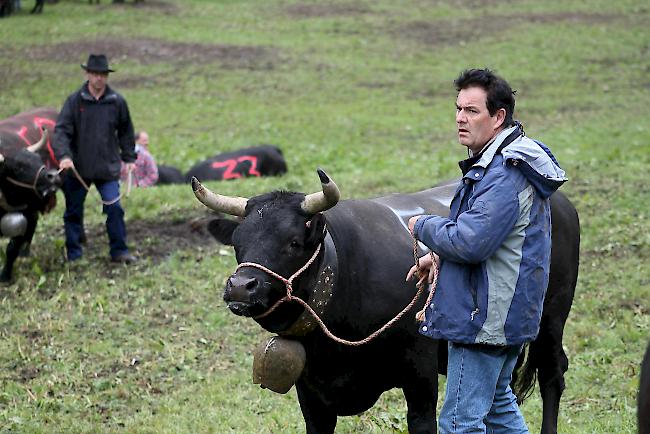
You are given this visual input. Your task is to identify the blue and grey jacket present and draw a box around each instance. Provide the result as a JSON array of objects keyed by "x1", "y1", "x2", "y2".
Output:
[{"x1": 413, "y1": 124, "x2": 567, "y2": 346}]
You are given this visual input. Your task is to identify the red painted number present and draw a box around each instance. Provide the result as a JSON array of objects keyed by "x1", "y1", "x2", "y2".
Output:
[{"x1": 211, "y1": 155, "x2": 260, "y2": 179}]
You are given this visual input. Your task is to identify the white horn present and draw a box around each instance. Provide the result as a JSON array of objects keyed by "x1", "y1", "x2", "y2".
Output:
[
  {"x1": 27, "y1": 127, "x2": 48, "y2": 153},
  {"x1": 191, "y1": 177, "x2": 248, "y2": 217},
  {"x1": 301, "y1": 168, "x2": 340, "y2": 214}
]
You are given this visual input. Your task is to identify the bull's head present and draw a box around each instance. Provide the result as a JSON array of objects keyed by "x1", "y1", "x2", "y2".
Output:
[
  {"x1": 0, "y1": 128, "x2": 62, "y2": 211},
  {"x1": 192, "y1": 169, "x2": 340, "y2": 332}
]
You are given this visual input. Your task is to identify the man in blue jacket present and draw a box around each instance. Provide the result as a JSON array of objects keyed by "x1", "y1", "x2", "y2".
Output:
[
  {"x1": 54, "y1": 54, "x2": 137, "y2": 264},
  {"x1": 406, "y1": 69, "x2": 567, "y2": 433}
]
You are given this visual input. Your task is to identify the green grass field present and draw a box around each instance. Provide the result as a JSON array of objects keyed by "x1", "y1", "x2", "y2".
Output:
[{"x1": 0, "y1": 0, "x2": 649, "y2": 432}]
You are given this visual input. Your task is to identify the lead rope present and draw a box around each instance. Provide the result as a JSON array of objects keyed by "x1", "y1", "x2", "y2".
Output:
[
  {"x1": 413, "y1": 235, "x2": 439, "y2": 322},
  {"x1": 243, "y1": 232, "x2": 437, "y2": 346},
  {"x1": 64, "y1": 166, "x2": 132, "y2": 206}
]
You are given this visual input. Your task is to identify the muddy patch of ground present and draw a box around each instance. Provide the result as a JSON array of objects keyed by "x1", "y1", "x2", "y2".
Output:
[
  {"x1": 286, "y1": 2, "x2": 371, "y2": 18},
  {"x1": 398, "y1": 12, "x2": 622, "y2": 47},
  {"x1": 99, "y1": 0, "x2": 179, "y2": 15},
  {"x1": 20, "y1": 37, "x2": 279, "y2": 71},
  {"x1": 75, "y1": 212, "x2": 224, "y2": 267}
]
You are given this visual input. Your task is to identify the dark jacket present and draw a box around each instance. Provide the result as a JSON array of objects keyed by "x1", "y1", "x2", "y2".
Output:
[
  {"x1": 53, "y1": 82, "x2": 136, "y2": 181},
  {"x1": 413, "y1": 124, "x2": 567, "y2": 346}
]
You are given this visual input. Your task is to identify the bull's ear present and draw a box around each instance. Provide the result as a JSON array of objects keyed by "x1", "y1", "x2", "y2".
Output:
[
  {"x1": 207, "y1": 218, "x2": 239, "y2": 245},
  {"x1": 305, "y1": 213, "x2": 326, "y2": 247}
]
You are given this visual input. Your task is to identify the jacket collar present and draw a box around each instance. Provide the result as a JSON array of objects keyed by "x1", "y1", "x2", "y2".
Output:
[
  {"x1": 458, "y1": 124, "x2": 522, "y2": 178},
  {"x1": 80, "y1": 82, "x2": 117, "y2": 103},
  {"x1": 457, "y1": 122, "x2": 568, "y2": 198}
]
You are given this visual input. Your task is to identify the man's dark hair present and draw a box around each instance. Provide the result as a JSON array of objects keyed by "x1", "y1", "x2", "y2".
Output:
[
  {"x1": 454, "y1": 68, "x2": 516, "y2": 128},
  {"x1": 134, "y1": 132, "x2": 141, "y2": 142}
]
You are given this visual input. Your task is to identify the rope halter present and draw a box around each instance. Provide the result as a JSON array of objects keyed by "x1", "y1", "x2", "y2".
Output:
[
  {"x1": 6, "y1": 165, "x2": 48, "y2": 198},
  {"x1": 236, "y1": 242, "x2": 323, "y2": 320}
]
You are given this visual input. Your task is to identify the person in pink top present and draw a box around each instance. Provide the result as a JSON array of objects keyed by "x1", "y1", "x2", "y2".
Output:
[{"x1": 121, "y1": 131, "x2": 158, "y2": 187}]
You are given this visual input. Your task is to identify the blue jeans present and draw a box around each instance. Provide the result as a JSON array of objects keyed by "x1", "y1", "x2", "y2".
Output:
[
  {"x1": 63, "y1": 175, "x2": 129, "y2": 260},
  {"x1": 439, "y1": 342, "x2": 529, "y2": 434}
]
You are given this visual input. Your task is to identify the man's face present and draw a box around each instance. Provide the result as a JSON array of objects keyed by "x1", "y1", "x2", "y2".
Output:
[
  {"x1": 455, "y1": 86, "x2": 504, "y2": 154},
  {"x1": 86, "y1": 71, "x2": 108, "y2": 93}
]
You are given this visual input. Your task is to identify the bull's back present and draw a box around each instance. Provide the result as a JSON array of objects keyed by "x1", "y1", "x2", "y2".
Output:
[
  {"x1": 185, "y1": 145, "x2": 287, "y2": 181},
  {"x1": 321, "y1": 183, "x2": 457, "y2": 328},
  {"x1": 0, "y1": 108, "x2": 58, "y2": 165}
]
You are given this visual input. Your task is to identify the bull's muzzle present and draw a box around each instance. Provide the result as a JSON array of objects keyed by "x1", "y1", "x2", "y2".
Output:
[
  {"x1": 46, "y1": 169, "x2": 62, "y2": 187},
  {"x1": 223, "y1": 272, "x2": 264, "y2": 316},
  {"x1": 37, "y1": 169, "x2": 63, "y2": 197}
]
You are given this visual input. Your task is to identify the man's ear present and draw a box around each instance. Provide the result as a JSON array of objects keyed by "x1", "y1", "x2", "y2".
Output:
[
  {"x1": 305, "y1": 213, "x2": 326, "y2": 247},
  {"x1": 494, "y1": 107, "x2": 506, "y2": 130},
  {"x1": 207, "y1": 218, "x2": 239, "y2": 245}
]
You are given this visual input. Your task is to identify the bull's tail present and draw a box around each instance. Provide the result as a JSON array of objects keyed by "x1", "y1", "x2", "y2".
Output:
[{"x1": 512, "y1": 343, "x2": 537, "y2": 405}]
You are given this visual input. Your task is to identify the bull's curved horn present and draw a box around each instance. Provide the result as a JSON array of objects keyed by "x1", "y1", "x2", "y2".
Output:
[
  {"x1": 191, "y1": 177, "x2": 248, "y2": 217},
  {"x1": 27, "y1": 127, "x2": 48, "y2": 153},
  {"x1": 301, "y1": 168, "x2": 340, "y2": 214}
]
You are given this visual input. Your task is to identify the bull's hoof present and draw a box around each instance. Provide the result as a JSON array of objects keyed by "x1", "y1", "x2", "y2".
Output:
[
  {"x1": 0, "y1": 275, "x2": 13, "y2": 286},
  {"x1": 18, "y1": 244, "x2": 31, "y2": 258}
]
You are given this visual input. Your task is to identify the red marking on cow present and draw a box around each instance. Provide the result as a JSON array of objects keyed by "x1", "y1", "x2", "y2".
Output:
[
  {"x1": 17, "y1": 126, "x2": 31, "y2": 146},
  {"x1": 211, "y1": 155, "x2": 260, "y2": 179},
  {"x1": 236, "y1": 156, "x2": 261, "y2": 177},
  {"x1": 33, "y1": 116, "x2": 58, "y2": 166},
  {"x1": 14, "y1": 117, "x2": 59, "y2": 167},
  {"x1": 211, "y1": 160, "x2": 241, "y2": 179}
]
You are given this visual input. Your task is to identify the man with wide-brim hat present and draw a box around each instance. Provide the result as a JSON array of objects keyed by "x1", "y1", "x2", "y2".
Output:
[{"x1": 53, "y1": 53, "x2": 138, "y2": 264}]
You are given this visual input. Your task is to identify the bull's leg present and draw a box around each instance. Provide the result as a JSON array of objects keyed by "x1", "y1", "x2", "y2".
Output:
[
  {"x1": 296, "y1": 382, "x2": 337, "y2": 434},
  {"x1": 529, "y1": 319, "x2": 568, "y2": 434},
  {"x1": 0, "y1": 212, "x2": 37, "y2": 283},
  {"x1": 30, "y1": 0, "x2": 43, "y2": 13},
  {"x1": 1, "y1": 237, "x2": 24, "y2": 283},
  {"x1": 18, "y1": 213, "x2": 38, "y2": 258},
  {"x1": 403, "y1": 382, "x2": 438, "y2": 433}
]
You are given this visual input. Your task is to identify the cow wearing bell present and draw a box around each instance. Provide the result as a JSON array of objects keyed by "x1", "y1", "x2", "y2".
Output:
[
  {"x1": 193, "y1": 169, "x2": 579, "y2": 434},
  {"x1": 0, "y1": 108, "x2": 62, "y2": 282}
]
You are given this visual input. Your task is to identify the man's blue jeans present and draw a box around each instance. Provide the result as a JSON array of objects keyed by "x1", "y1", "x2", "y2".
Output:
[
  {"x1": 439, "y1": 342, "x2": 529, "y2": 434},
  {"x1": 63, "y1": 175, "x2": 129, "y2": 261}
]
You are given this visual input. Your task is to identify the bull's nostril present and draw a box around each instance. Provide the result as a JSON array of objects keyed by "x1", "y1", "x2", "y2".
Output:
[{"x1": 245, "y1": 279, "x2": 257, "y2": 290}]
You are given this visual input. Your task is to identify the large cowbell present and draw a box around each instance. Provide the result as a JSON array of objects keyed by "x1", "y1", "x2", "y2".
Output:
[
  {"x1": 252, "y1": 336, "x2": 306, "y2": 394},
  {"x1": 0, "y1": 213, "x2": 28, "y2": 237}
]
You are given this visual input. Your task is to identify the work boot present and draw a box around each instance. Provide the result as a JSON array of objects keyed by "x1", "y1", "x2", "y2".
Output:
[{"x1": 110, "y1": 253, "x2": 137, "y2": 264}]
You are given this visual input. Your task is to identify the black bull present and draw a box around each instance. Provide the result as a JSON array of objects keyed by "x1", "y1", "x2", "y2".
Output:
[
  {"x1": 0, "y1": 108, "x2": 61, "y2": 282},
  {"x1": 193, "y1": 169, "x2": 579, "y2": 434},
  {"x1": 640, "y1": 341, "x2": 650, "y2": 434}
]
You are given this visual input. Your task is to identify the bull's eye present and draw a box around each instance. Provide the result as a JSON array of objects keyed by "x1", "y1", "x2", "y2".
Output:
[{"x1": 290, "y1": 240, "x2": 301, "y2": 249}]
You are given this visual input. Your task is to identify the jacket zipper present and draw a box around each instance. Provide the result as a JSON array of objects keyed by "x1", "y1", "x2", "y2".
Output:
[{"x1": 469, "y1": 286, "x2": 479, "y2": 321}]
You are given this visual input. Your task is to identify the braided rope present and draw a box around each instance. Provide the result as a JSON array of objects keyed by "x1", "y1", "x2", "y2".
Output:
[
  {"x1": 6, "y1": 165, "x2": 47, "y2": 197},
  {"x1": 241, "y1": 232, "x2": 436, "y2": 346},
  {"x1": 66, "y1": 166, "x2": 132, "y2": 206},
  {"x1": 413, "y1": 234, "x2": 439, "y2": 322}
]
